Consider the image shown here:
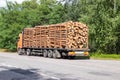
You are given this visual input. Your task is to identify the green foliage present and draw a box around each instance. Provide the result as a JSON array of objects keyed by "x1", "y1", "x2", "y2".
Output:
[
  {"x1": 0, "y1": 0, "x2": 119, "y2": 53},
  {"x1": 91, "y1": 0, "x2": 120, "y2": 54},
  {"x1": 91, "y1": 53, "x2": 120, "y2": 60}
]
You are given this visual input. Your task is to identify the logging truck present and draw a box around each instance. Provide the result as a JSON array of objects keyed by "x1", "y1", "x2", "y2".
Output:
[{"x1": 17, "y1": 21, "x2": 89, "y2": 59}]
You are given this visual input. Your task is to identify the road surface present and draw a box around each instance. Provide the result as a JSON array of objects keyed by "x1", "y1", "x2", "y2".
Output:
[{"x1": 0, "y1": 52, "x2": 120, "y2": 80}]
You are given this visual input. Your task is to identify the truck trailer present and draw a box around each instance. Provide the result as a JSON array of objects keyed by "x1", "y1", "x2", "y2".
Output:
[{"x1": 17, "y1": 21, "x2": 89, "y2": 59}]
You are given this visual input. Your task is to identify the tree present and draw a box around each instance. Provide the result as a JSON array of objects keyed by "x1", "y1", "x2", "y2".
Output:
[
  {"x1": 0, "y1": 0, "x2": 63, "y2": 51},
  {"x1": 0, "y1": 0, "x2": 119, "y2": 53}
]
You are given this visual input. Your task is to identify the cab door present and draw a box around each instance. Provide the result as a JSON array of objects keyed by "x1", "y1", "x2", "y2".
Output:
[{"x1": 17, "y1": 33, "x2": 23, "y2": 50}]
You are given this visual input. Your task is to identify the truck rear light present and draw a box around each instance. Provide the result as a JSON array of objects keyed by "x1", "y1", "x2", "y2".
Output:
[
  {"x1": 68, "y1": 52, "x2": 75, "y2": 56},
  {"x1": 84, "y1": 52, "x2": 89, "y2": 56}
]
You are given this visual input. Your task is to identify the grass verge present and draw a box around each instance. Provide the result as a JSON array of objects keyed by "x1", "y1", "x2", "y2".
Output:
[
  {"x1": 90, "y1": 53, "x2": 120, "y2": 60},
  {"x1": 0, "y1": 49, "x2": 8, "y2": 52}
]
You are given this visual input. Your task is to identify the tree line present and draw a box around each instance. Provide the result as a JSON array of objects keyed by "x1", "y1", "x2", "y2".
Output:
[{"x1": 0, "y1": 0, "x2": 119, "y2": 54}]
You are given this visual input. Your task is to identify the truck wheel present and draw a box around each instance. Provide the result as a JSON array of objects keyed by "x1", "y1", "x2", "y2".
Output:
[
  {"x1": 18, "y1": 49, "x2": 23, "y2": 55},
  {"x1": 43, "y1": 50, "x2": 48, "y2": 57},
  {"x1": 61, "y1": 52, "x2": 67, "y2": 59},
  {"x1": 26, "y1": 49, "x2": 31, "y2": 56},
  {"x1": 22, "y1": 49, "x2": 26, "y2": 55},
  {"x1": 53, "y1": 50, "x2": 61, "y2": 59},
  {"x1": 48, "y1": 50, "x2": 53, "y2": 58}
]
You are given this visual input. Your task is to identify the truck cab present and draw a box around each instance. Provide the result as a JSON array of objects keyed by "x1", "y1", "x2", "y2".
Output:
[{"x1": 17, "y1": 33, "x2": 23, "y2": 53}]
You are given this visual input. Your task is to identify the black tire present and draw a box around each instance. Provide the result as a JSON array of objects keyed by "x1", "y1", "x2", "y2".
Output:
[
  {"x1": 53, "y1": 50, "x2": 61, "y2": 59},
  {"x1": 43, "y1": 50, "x2": 48, "y2": 57},
  {"x1": 53, "y1": 52, "x2": 57, "y2": 58},
  {"x1": 22, "y1": 49, "x2": 26, "y2": 55},
  {"x1": 18, "y1": 49, "x2": 23, "y2": 55},
  {"x1": 61, "y1": 52, "x2": 67, "y2": 58},
  {"x1": 26, "y1": 49, "x2": 31, "y2": 56},
  {"x1": 48, "y1": 50, "x2": 53, "y2": 58}
]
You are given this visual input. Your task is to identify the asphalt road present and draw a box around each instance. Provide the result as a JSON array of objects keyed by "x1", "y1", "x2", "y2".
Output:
[{"x1": 0, "y1": 52, "x2": 120, "y2": 80}]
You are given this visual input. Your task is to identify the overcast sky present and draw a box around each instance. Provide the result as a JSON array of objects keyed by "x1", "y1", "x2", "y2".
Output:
[{"x1": 0, "y1": 0, "x2": 25, "y2": 7}]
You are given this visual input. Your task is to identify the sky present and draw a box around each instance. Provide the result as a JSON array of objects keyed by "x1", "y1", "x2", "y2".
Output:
[{"x1": 0, "y1": 0, "x2": 25, "y2": 7}]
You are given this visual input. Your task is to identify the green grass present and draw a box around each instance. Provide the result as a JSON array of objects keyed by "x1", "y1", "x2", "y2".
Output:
[
  {"x1": 0, "y1": 49, "x2": 8, "y2": 52},
  {"x1": 90, "y1": 53, "x2": 120, "y2": 60}
]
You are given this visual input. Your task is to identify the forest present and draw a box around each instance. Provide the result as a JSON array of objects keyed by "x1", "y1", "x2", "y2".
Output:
[{"x1": 0, "y1": 0, "x2": 119, "y2": 54}]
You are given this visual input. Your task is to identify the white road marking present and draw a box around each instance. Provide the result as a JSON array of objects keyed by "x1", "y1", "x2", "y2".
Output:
[
  {"x1": 40, "y1": 73, "x2": 60, "y2": 80},
  {"x1": 51, "y1": 76, "x2": 61, "y2": 80},
  {"x1": 0, "y1": 63, "x2": 17, "y2": 68}
]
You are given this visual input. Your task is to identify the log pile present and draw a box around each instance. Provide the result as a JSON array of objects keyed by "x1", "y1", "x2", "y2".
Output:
[
  {"x1": 23, "y1": 28, "x2": 34, "y2": 47},
  {"x1": 23, "y1": 21, "x2": 88, "y2": 49},
  {"x1": 32, "y1": 26, "x2": 49, "y2": 48},
  {"x1": 65, "y1": 21, "x2": 88, "y2": 49},
  {"x1": 48, "y1": 21, "x2": 88, "y2": 49}
]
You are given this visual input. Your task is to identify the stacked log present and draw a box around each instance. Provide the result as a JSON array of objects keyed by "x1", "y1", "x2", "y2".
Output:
[
  {"x1": 23, "y1": 21, "x2": 88, "y2": 49},
  {"x1": 48, "y1": 21, "x2": 88, "y2": 49},
  {"x1": 35, "y1": 26, "x2": 49, "y2": 48},
  {"x1": 23, "y1": 28, "x2": 34, "y2": 47},
  {"x1": 65, "y1": 21, "x2": 88, "y2": 49}
]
